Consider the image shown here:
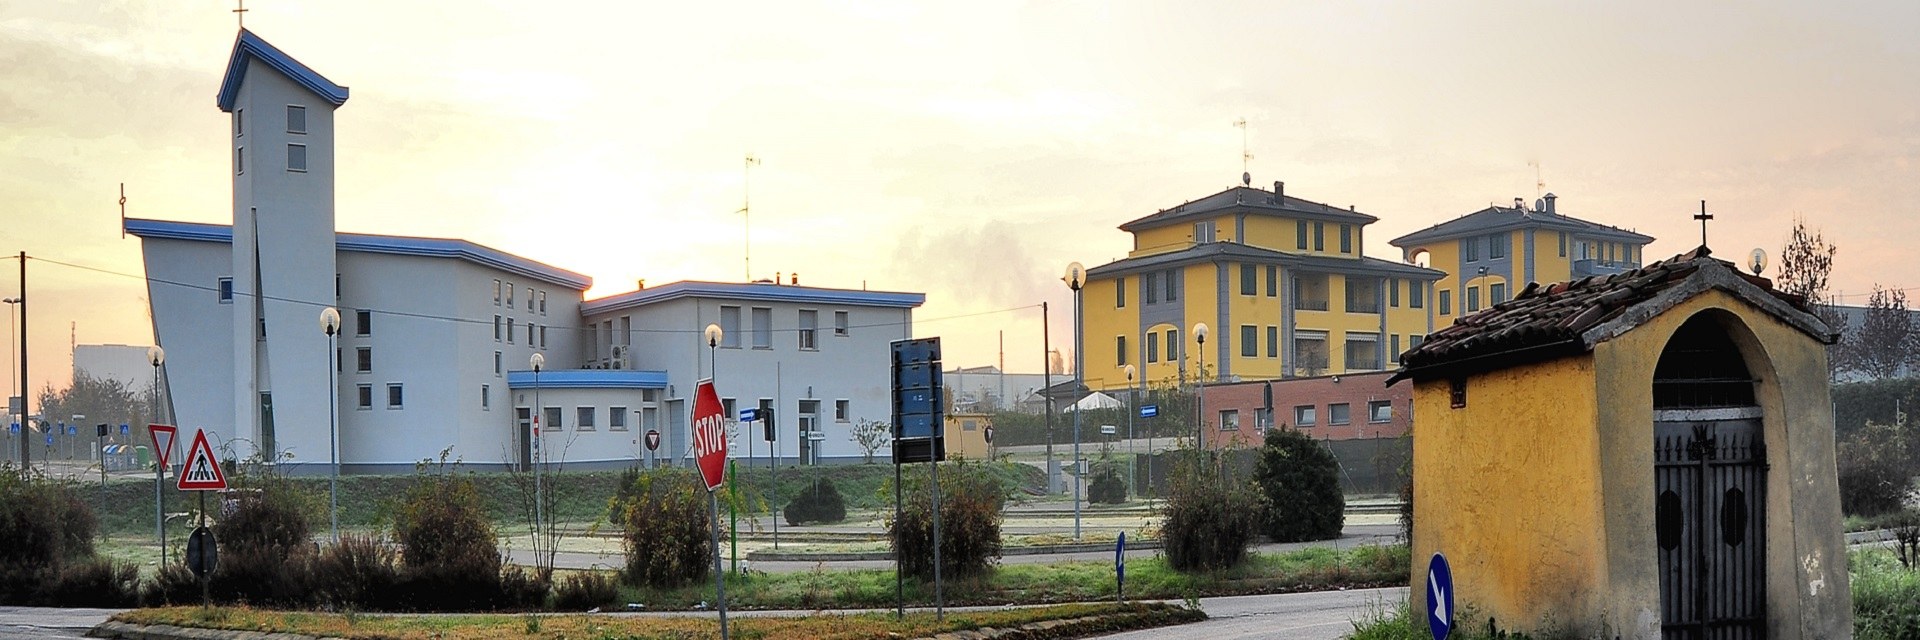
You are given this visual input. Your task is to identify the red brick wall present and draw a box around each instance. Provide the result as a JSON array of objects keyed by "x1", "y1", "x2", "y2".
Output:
[{"x1": 1200, "y1": 371, "x2": 1412, "y2": 449}]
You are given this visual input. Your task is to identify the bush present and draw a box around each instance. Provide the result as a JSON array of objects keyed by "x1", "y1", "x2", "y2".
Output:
[
  {"x1": 311, "y1": 534, "x2": 400, "y2": 610},
  {"x1": 142, "y1": 563, "x2": 202, "y2": 607},
  {"x1": 497, "y1": 565, "x2": 552, "y2": 611},
  {"x1": 1088, "y1": 468, "x2": 1127, "y2": 504},
  {"x1": 394, "y1": 468, "x2": 506, "y2": 611},
  {"x1": 1253, "y1": 428, "x2": 1346, "y2": 542},
  {"x1": 617, "y1": 469, "x2": 713, "y2": 589},
  {"x1": 784, "y1": 478, "x2": 848, "y2": 525},
  {"x1": 887, "y1": 459, "x2": 1007, "y2": 580},
  {"x1": 1839, "y1": 421, "x2": 1917, "y2": 518},
  {"x1": 1160, "y1": 453, "x2": 1259, "y2": 572},
  {"x1": 553, "y1": 571, "x2": 621, "y2": 611},
  {"x1": 38, "y1": 558, "x2": 140, "y2": 608},
  {"x1": 210, "y1": 469, "x2": 318, "y2": 607},
  {"x1": 0, "y1": 464, "x2": 97, "y2": 604}
]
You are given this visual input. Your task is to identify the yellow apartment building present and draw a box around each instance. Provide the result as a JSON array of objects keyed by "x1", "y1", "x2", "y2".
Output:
[
  {"x1": 1388, "y1": 193, "x2": 1654, "y2": 327},
  {"x1": 1078, "y1": 182, "x2": 1445, "y2": 392}
]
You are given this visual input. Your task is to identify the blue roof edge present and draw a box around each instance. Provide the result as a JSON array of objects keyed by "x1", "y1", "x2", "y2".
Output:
[
  {"x1": 506, "y1": 369, "x2": 670, "y2": 389},
  {"x1": 124, "y1": 218, "x2": 592, "y2": 290},
  {"x1": 582, "y1": 280, "x2": 926, "y2": 315},
  {"x1": 217, "y1": 29, "x2": 350, "y2": 112}
]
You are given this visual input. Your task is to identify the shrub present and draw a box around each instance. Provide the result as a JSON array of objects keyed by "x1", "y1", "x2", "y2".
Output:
[
  {"x1": 1088, "y1": 468, "x2": 1127, "y2": 504},
  {"x1": 142, "y1": 563, "x2": 202, "y2": 607},
  {"x1": 311, "y1": 534, "x2": 400, "y2": 610},
  {"x1": 393, "y1": 468, "x2": 505, "y2": 611},
  {"x1": 38, "y1": 558, "x2": 140, "y2": 608},
  {"x1": 1253, "y1": 428, "x2": 1346, "y2": 542},
  {"x1": 784, "y1": 478, "x2": 848, "y2": 525},
  {"x1": 887, "y1": 458, "x2": 1007, "y2": 580},
  {"x1": 497, "y1": 565, "x2": 552, "y2": 611},
  {"x1": 0, "y1": 464, "x2": 97, "y2": 604},
  {"x1": 210, "y1": 468, "x2": 319, "y2": 607},
  {"x1": 617, "y1": 469, "x2": 713, "y2": 589},
  {"x1": 1159, "y1": 452, "x2": 1259, "y2": 572},
  {"x1": 552, "y1": 571, "x2": 621, "y2": 611},
  {"x1": 1839, "y1": 421, "x2": 1917, "y2": 518}
]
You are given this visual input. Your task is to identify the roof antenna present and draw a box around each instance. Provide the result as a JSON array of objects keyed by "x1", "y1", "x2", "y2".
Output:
[
  {"x1": 118, "y1": 183, "x2": 127, "y2": 239},
  {"x1": 1234, "y1": 117, "x2": 1252, "y2": 186},
  {"x1": 738, "y1": 155, "x2": 761, "y2": 282},
  {"x1": 1529, "y1": 160, "x2": 1545, "y2": 200}
]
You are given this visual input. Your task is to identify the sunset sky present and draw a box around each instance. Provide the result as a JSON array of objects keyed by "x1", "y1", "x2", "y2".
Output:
[{"x1": 1, "y1": 1, "x2": 1915, "y2": 400}]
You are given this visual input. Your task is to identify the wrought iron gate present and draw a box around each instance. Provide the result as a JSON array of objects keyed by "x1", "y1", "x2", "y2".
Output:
[{"x1": 1655, "y1": 416, "x2": 1766, "y2": 640}]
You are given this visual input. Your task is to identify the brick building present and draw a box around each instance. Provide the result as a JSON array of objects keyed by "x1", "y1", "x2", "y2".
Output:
[{"x1": 1198, "y1": 370, "x2": 1411, "y2": 449}]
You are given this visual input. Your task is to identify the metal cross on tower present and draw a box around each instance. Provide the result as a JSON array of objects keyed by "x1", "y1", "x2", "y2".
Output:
[
  {"x1": 1694, "y1": 200, "x2": 1713, "y2": 248},
  {"x1": 233, "y1": 0, "x2": 248, "y2": 28}
]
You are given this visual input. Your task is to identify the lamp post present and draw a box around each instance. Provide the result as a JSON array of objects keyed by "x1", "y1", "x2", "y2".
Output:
[
  {"x1": 4, "y1": 297, "x2": 17, "y2": 465},
  {"x1": 1063, "y1": 261, "x2": 1084, "y2": 540},
  {"x1": 148, "y1": 345, "x2": 166, "y2": 563},
  {"x1": 319, "y1": 307, "x2": 341, "y2": 542},
  {"x1": 1192, "y1": 323, "x2": 1209, "y2": 450},
  {"x1": 1124, "y1": 363, "x2": 1135, "y2": 498},
  {"x1": 703, "y1": 324, "x2": 739, "y2": 574},
  {"x1": 530, "y1": 352, "x2": 546, "y2": 542},
  {"x1": 702, "y1": 323, "x2": 730, "y2": 638}
]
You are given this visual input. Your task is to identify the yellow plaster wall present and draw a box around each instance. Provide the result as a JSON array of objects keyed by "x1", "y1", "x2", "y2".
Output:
[
  {"x1": 1590, "y1": 289, "x2": 1850, "y2": 639},
  {"x1": 1184, "y1": 263, "x2": 1220, "y2": 379},
  {"x1": 1413, "y1": 241, "x2": 1462, "y2": 325},
  {"x1": 1241, "y1": 216, "x2": 1303, "y2": 253},
  {"x1": 943, "y1": 413, "x2": 992, "y2": 460},
  {"x1": 1533, "y1": 232, "x2": 1571, "y2": 283},
  {"x1": 1081, "y1": 274, "x2": 1135, "y2": 390},
  {"x1": 1225, "y1": 262, "x2": 1287, "y2": 379},
  {"x1": 1130, "y1": 225, "x2": 1194, "y2": 258},
  {"x1": 1410, "y1": 355, "x2": 1609, "y2": 634},
  {"x1": 1140, "y1": 321, "x2": 1185, "y2": 388}
]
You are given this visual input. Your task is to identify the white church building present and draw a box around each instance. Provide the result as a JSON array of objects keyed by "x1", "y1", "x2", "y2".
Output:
[{"x1": 126, "y1": 30, "x2": 922, "y2": 473}]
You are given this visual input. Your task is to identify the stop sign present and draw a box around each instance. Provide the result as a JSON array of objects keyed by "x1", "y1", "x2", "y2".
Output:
[{"x1": 691, "y1": 379, "x2": 728, "y2": 491}]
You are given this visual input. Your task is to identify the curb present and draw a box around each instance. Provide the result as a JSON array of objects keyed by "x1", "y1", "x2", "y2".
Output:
[{"x1": 90, "y1": 620, "x2": 342, "y2": 640}]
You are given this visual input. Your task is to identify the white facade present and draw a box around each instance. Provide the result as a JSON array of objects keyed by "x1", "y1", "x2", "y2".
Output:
[{"x1": 127, "y1": 29, "x2": 925, "y2": 473}]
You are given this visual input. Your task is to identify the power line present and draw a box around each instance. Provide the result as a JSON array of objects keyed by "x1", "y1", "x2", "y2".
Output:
[{"x1": 27, "y1": 255, "x2": 1038, "y2": 336}]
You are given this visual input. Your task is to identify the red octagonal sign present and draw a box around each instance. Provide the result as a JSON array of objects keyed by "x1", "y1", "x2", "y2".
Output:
[{"x1": 691, "y1": 378, "x2": 727, "y2": 491}]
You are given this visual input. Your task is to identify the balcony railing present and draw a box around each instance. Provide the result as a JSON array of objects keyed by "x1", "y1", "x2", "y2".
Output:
[{"x1": 1573, "y1": 259, "x2": 1639, "y2": 278}]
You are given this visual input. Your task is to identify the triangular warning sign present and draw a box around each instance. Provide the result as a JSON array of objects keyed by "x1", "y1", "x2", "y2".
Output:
[
  {"x1": 148, "y1": 424, "x2": 177, "y2": 470},
  {"x1": 176, "y1": 429, "x2": 228, "y2": 491}
]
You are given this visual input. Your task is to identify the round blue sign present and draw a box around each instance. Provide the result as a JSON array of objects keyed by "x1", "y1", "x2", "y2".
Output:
[{"x1": 1427, "y1": 553, "x2": 1455, "y2": 640}]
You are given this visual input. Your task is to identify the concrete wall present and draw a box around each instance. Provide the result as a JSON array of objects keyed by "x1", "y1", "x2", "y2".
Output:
[{"x1": 1410, "y1": 355, "x2": 1610, "y2": 636}]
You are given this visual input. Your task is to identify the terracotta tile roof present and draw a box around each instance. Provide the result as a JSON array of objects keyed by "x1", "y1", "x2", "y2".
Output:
[{"x1": 1391, "y1": 246, "x2": 1813, "y2": 382}]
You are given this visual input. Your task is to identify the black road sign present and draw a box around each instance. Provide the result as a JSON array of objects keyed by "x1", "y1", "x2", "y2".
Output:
[
  {"x1": 890, "y1": 337, "x2": 944, "y2": 464},
  {"x1": 186, "y1": 526, "x2": 218, "y2": 578}
]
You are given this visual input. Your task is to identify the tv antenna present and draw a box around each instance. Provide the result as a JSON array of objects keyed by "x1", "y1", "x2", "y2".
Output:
[
  {"x1": 738, "y1": 155, "x2": 761, "y2": 282},
  {"x1": 1233, "y1": 118, "x2": 1252, "y2": 185},
  {"x1": 1529, "y1": 161, "x2": 1545, "y2": 199}
]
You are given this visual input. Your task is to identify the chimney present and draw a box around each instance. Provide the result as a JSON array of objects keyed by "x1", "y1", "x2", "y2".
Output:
[
  {"x1": 1273, "y1": 181, "x2": 1285, "y2": 203},
  {"x1": 1544, "y1": 192, "x2": 1558, "y2": 215},
  {"x1": 1514, "y1": 197, "x2": 1525, "y2": 211},
  {"x1": 790, "y1": 273, "x2": 799, "y2": 285},
  {"x1": 636, "y1": 279, "x2": 646, "y2": 290}
]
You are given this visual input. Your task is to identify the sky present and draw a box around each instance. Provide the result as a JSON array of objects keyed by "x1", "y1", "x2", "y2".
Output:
[{"x1": 0, "y1": 1, "x2": 1916, "y2": 401}]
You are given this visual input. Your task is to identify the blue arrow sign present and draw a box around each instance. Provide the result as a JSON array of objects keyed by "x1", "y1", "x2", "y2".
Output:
[
  {"x1": 8, "y1": 422, "x2": 16, "y2": 433},
  {"x1": 1139, "y1": 404, "x2": 1159, "y2": 418},
  {"x1": 120, "y1": 424, "x2": 130, "y2": 436},
  {"x1": 1115, "y1": 532, "x2": 1126, "y2": 578},
  {"x1": 1427, "y1": 553, "x2": 1455, "y2": 640},
  {"x1": 739, "y1": 408, "x2": 758, "y2": 422}
]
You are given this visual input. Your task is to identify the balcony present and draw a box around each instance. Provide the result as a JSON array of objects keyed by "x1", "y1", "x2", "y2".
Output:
[{"x1": 1573, "y1": 259, "x2": 1638, "y2": 278}]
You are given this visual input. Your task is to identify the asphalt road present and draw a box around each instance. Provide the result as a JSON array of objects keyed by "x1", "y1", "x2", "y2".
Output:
[
  {"x1": 0, "y1": 607, "x2": 123, "y2": 639},
  {"x1": 1097, "y1": 588, "x2": 1408, "y2": 640}
]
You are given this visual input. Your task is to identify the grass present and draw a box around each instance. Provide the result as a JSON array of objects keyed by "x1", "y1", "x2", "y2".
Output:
[
  {"x1": 116, "y1": 601, "x2": 1205, "y2": 640},
  {"x1": 1852, "y1": 547, "x2": 1920, "y2": 640},
  {"x1": 614, "y1": 544, "x2": 1408, "y2": 611}
]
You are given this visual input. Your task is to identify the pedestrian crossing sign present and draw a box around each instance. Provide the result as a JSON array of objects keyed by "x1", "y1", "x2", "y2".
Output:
[{"x1": 176, "y1": 429, "x2": 228, "y2": 491}]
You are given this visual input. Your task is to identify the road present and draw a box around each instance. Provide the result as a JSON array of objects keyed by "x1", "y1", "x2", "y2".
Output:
[
  {"x1": 1098, "y1": 589, "x2": 1407, "y2": 640},
  {"x1": 0, "y1": 607, "x2": 123, "y2": 639}
]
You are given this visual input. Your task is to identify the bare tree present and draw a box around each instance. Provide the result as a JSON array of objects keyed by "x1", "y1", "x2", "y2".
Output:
[
  {"x1": 1777, "y1": 219, "x2": 1846, "y2": 376},
  {"x1": 1844, "y1": 285, "x2": 1919, "y2": 380},
  {"x1": 850, "y1": 419, "x2": 890, "y2": 464}
]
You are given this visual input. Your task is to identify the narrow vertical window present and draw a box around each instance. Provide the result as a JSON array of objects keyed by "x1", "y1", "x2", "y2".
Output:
[
  {"x1": 286, "y1": 105, "x2": 306, "y2": 134},
  {"x1": 1340, "y1": 225, "x2": 1352, "y2": 253},
  {"x1": 1116, "y1": 336, "x2": 1128, "y2": 366},
  {"x1": 493, "y1": 280, "x2": 502, "y2": 305},
  {"x1": 286, "y1": 143, "x2": 307, "y2": 172},
  {"x1": 834, "y1": 310, "x2": 849, "y2": 336},
  {"x1": 1115, "y1": 277, "x2": 1126, "y2": 308},
  {"x1": 1241, "y1": 325, "x2": 1257, "y2": 357},
  {"x1": 355, "y1": 310, "x2": 371, "y2": 336},
  {"x1": 235, "y1": 146, "x2": 245, "y2": 175},
  {"x1": 1296, "y1": 220, "x2": 1308, "y2": 249},
  {"x1": 1266, "y1": 326, "x2": 1278, "y2": 358},
  {"x1": 234, "y1": 109, "x2": 244, "y2": 137},
  {"x1": 218, "y1": 277, "x2": 234, "y2": 303},
  {"x1": 1266, "y1": 266, "x2": 1278, "y2": 297},
  {"x1": 1314, "y1": 222, "x2": 1324, "y2": 251}
]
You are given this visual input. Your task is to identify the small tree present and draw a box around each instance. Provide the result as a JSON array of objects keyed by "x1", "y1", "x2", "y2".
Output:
[
  {"x1": 784, "y1": 477, "x2": 848, "y2": 525},
  {"x1": 1253, "y1": 427, "x2": 1346, "y2": 542},
  {"x1": 1159, "y1": 451, "x2": 1259, "y2": 572},
  {"x1": 852, "y1": 419, "x2": 891, "y2": 463},
  {"x1": 886, "y1": 459, "x2": 1007, "y2": 580},
  {"x1": 1777, "y1": 219, "x2": 1846, "y2": 376},
  {"x1": 394, "y1": 461, "x2": 508, "y2": 611},
  {"x1": 616, "y1": 468, "x2": 712, "y2": 589}
]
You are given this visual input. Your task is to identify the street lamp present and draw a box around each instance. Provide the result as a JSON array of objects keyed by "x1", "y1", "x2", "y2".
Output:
[
  {"x1": 319, "y1": 308, "x2": 341, "y2": 542},
  {"x1": 529, "y1": 351, "x2": 546, "y2": 539},
  {"x1": 1192, "y1": 322, "x2": 1209, "y2": 450},
  {"x1": 1063, "y1": 261, "x2": 1084, "y2": 540},
  {"x1": 1124, "y1": 363, "x2": 1136, "y2": 499},
  {"x1": 4, "y1": 297, "x2": 18, "y2": 467},
  {"x1": 148, "y1": 345, "x2": 166, "y2": 563}
]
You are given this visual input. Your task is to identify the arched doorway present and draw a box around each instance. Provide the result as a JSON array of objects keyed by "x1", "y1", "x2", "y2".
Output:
[{"x1": 1653, "y1": 313, "x2": 1766, "y2": 640}]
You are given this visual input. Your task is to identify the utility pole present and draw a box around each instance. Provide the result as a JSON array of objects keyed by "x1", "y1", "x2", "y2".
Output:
[{"x1": 16, "y1": 251, "x2": 26, "y2": 471}]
